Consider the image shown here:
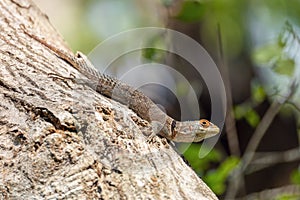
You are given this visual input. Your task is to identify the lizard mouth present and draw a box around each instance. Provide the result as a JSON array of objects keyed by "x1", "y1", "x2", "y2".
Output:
[{"x1": 204, "y1": 126, "x2": 220, "y2": 138}]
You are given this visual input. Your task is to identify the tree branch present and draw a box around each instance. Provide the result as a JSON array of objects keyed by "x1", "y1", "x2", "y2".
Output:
[
  {"x1": 246, "y1": 147, "x2": 300, "y2": 174},
  {"x1": 225, "y1": 81, "x2": 297, "y2": 199},
  {"x1": 237, "y1": 184, "x2": 300, "y2": 200},
  {"x1": 217, "y1": 24, "x2": 240, "y2": 157}
]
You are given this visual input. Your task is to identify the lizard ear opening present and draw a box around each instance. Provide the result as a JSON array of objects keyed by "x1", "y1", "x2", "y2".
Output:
[{"x1": 199, "y1": 119, "x2": 210, "y2": 128}]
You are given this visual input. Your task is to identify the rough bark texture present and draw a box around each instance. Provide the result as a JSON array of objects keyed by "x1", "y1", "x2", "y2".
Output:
[{"x1": 0, "y1": 0, "x2": 218, "y2": 199}]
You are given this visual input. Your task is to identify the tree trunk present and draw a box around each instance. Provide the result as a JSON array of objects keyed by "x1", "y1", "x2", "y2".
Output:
[{"x1": 0, "y1": 0, "x2": 218, "y2": 199}]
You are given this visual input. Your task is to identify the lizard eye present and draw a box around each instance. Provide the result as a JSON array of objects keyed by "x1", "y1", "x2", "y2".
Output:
[{"x1": 199, "y1": 119, "x2": 210, "y2": 128}]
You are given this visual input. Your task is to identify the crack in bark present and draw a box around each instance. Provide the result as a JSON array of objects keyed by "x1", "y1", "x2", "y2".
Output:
[
  {"x1": 0, "y1": 78, "x2": 19, "y2": 92},
  {"x1": 10, "y1": 0, "x2": 31, "y2": 9},
  {"x1": 5, "y1": 94, "x2": 76, "y2": 132}
]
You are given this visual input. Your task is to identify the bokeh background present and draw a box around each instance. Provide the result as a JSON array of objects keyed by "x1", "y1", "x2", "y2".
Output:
[{"x1": 32, "y1": 0, "x2": 300, "y2": 199}]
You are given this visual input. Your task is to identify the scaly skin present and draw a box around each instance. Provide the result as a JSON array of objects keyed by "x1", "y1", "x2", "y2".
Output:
[{"x1": 22, "y1": 26, "x2": 220, "y2": 142}]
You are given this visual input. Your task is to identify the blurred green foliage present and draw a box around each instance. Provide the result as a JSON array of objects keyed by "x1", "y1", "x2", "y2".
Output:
[
  {"x1": 233, "y1": 80, "x2": 268, "y2": 128},
  {"x1": 282, "y1": 168, "x2": 300, "y2": 199},
  {"x1": 176, "y1": 0, "x2": 244, "y2": 58},
  {"x1": 276, "y1": 194, "x2": 300, "y2": 200},
  {"x1": 234, "y1": 22, "x2": 300, "y2": 129},
  {"x1": 252, "y1": 43, "x2": 283, "y2": 68},
  {"x1": 291, "y1": 169, "x2": 300, "y2": 185},
  {"x1": 203, "y1": 157, "x2": 239, "y2": 195},
  {"x1": 142, "y1": 34, "x2": 167, "y2": 62},
  {"x1": 234, "y1": 104, "x2": 260, "y2": 128},
  {"x1": 180, "y1": 144, "x2": 239, "y2": 195},
  {"x1": 252, "y1": 34, "x2": 295, "y2": 77},
  {"x1": 274, "y1": 58, "x2": 295, "y2": 76},
  {"x1": 176, "y1": 1, "x2": 205, "y2": 22},
  {"x1": 173, "y1": 1, "x2": 300, "y2": 198},
  {"x1": 180, "y1": 144, "x2": 222, "y2": 175},
  {"x1": 251, "y1": 82, "x2": 267, "y2": 104}
]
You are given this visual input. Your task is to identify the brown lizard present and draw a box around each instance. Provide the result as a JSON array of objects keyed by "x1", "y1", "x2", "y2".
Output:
[{"x1": 21, "y1": 25, "x2": 220, "y2": 142}]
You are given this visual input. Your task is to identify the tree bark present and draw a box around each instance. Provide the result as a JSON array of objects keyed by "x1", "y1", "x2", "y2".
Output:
[{"x1": 0, "y1": 0, "x2": 218, "y2": 199}]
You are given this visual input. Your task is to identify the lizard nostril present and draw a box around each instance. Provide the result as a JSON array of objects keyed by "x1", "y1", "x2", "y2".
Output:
[{"x1": 199, "y1": 119, "x2": 210, "y2": 128}]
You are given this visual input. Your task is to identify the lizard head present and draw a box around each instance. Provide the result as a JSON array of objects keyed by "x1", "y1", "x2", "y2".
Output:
[{"x1": 171, "y1": 119, "x2": 220, "y2": 142}]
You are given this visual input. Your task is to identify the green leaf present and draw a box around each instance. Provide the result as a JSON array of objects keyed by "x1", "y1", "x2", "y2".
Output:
[
  {"x1": 203, "y1": 157, "x2": 239, "y2": 195},
  {"x1": 176, "y1": 1, "x2": 206, "y2": 22},
  {"x1": 234, "y1": 105, "x2": 249, "y2": 120},
  {"x1": 142, "y1": 35, "x2": 166, "y2": 62},
  {"x1": 251, "y1": 82, "x2": 266, "y2": 103},
  {"x1": 276, "y1": 194, "x2": 300, "y2": 200},
  {"x1": 245, "y1": 109, "x2": 260, "y2": 128},
  {"x1": 273, "y1": 58, "x2": 295, "y2": 76},
  {"x1": 234, "y1": 104, "x2": 260, "y2": 127},
  {"x1": 252, "y1": 22, "x2": 297, "y2": 77},
  {"x1": 291, "y1": 169, "x2": 300, "y2": 185},
  {"x1": 180, "y1": 144, "x2": 222, "y2": 175},
  {"x1": 252, "y1": 43, "x2": 282, "y2": 66}
]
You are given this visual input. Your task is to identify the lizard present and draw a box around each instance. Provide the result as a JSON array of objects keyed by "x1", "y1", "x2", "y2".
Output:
[{"x1": 21, "y1": 25, "x2": 220, "y2": 143}]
